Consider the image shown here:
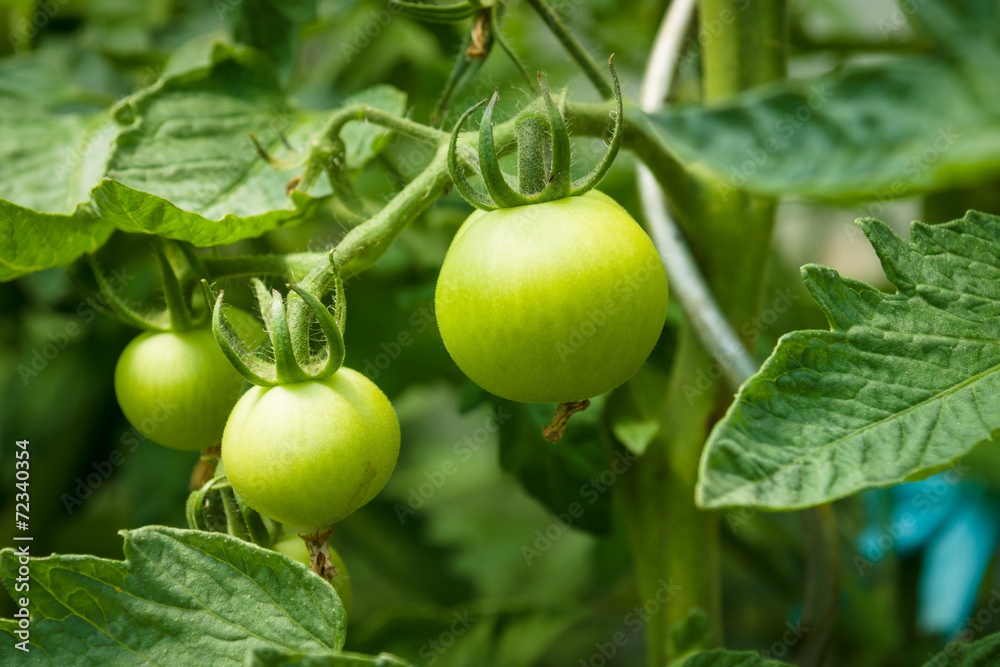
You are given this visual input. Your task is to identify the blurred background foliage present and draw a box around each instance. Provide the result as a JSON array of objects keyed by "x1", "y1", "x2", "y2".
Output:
[{"x1": 0, "y1": 0, "x2": 998, "y2": 665}]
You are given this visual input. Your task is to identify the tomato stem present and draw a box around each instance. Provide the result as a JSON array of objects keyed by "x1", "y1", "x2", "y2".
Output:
[
  {"x1": 615, "y1": 1, "x2": 789, "y2": 664},
  {"x1": 154, "y1": 240, "x2": 193, "y2": 331},
  {"x1": 220, "y1": 486, "x2": 251, "y2": 542},
  {"x1": 515, "y1": 111, "x2": 551, "y2": 196},
  {"x1": 523, "y1": 0, "x2": 614, "y2": 99},
  {"x1": 431, "y1": 12, "x2": 488, "y2": 128},
  {"x1": 301, "y1": 529, "x2": 339, "y2": 583},
  {"x1": 189, "y1": 445, "x2": 220, "y2": 491},
  {"x1": 542, "y1": 400, "x2": 590, "y2": 442}
]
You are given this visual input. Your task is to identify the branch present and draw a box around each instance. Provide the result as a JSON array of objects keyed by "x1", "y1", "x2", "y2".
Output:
[
  {"x1": 633, "y1": 0, "x2": 756, "y2": 391},
  {"x1": 523, "y1": 0, "x2": 614, "y2": 98}
]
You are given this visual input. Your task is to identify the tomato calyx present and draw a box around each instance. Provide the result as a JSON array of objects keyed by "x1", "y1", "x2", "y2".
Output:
[
  {"x1": 447, "y1": 55, "x2": 623, "y2": 211},
  {"x1": 203, "y1": 252, "x2": 348, "y2": 387}
]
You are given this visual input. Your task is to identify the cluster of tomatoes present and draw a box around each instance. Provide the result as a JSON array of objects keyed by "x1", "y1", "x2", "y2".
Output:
[{"x1": 111, "y1": 188, "x2": 667, "y2": 604}]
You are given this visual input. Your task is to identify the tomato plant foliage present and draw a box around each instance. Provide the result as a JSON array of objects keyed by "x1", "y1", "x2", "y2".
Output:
[
  {"x1": 4, "y1": 0, "x2": 1000, "y2": 665},
  {"x1": 0, "y1": 527, "x2": 348, "y2": 664},
  {"x1": 699, "y1": 212, "x2": 1000, "y2": 510}
]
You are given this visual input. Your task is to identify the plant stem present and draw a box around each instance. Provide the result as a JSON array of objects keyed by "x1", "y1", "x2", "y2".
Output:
[
  {"x1": 523, "y1": 0, "x2": 614, "y2": 98},
  {"x1": 700, "y1": 0, "x2": 787, "y2": 103},
  {"x1": 332, "y1": 145, "x2": 453, "y2": 278},
  {"x1": 201, "y1": 252, "x2": 329, "y2": 282},
  {"x1": 617, "y1": 331, "x2": 722, "y2": 665},
  {"x1": 317, "y1": 104, "x2": 449, "y2": 146},
  {"x1": 220, "y1": 486, "x2": 251, "y2": 541},
  {"x1": 794, "y1": 504, "x2": 841, "y2": 667},
  {"x1": 616, "y1": 2, "x2": 787, "y2": 665},
  {"x1": 201, "y1": 103, "x2": 682, "y2": 285}
]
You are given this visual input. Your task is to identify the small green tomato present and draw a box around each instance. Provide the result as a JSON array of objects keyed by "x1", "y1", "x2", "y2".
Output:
[
  {"x1": 435, "y1": 191, "x2": 669, "y2": 404},
  {"x1": 113, "y1": 309, "x2": 263, "y2": 451},
  {"x1": 222, "y1": 367, "x2": 400, "y2": 531}
]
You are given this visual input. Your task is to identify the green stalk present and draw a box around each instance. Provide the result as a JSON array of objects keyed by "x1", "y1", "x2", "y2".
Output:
[
  {"x1": 794, "y1": 504, "x2": 841, "y2": 667},
  {"x1": 615, "y1": 2, "x2": 787, "y2": 665},
  {"x1": 516, "y1": 113, "x2": 551, "y2": 196},
  {"x1": 198, "y1": 104, "x2": 676, "y2": 285},
  {"x1": 523, "y1": 0, "x2": 614, "y2": 98},
  {"x1": 616, "y1": 332, "x2": 722, "y2": 665},
  {"x1": 220, "y1": 486, "x2": 251, "y2": 542},
  {"x1": 201, "y1": 252, "x2": 329, "y2": 281}
]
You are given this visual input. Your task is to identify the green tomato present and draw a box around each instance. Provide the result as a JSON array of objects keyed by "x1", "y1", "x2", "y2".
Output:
[
  {"x1": 273, "y1": 533, "x2": 353, "y2": 616},
  {"x1": 114, "y1": 313, "x2": 257, "y2": 451},
  {"x1": 435, "y1": 191, "x2": 669, "y2": 404},
  {"x1": 222, "y1": 367, "x2": 400, "y2": 531}
]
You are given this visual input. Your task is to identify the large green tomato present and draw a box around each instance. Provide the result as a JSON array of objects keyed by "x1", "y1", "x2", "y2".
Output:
[
  {"x1": 435, "y1": 191, "x2": 669, "y2": 404},
  {"x1": 273, "y1": 533, "x2": 353, "y2": 616},
  {"x1": 114, "y1": 318, "x2": 254, "y2": 451},
  {"x1": 222, "y1": 367, "x2": 400, "y2": 531}
]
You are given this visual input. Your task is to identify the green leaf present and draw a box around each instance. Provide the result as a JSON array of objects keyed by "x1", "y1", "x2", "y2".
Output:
[
  {"x1": 667, "y1": 609, "x2": 711, "y2": 666},
  {"x1": 0, "y1": 202, "x2": 111, "y2": 282},
  {"x1": 230, "y1": 0, "x2": 317, "y2": 81},
  {"x1": 0, "y1": 42, "x2": 121, "y2": 108},
  {"x1": 606, "y1": 365, "x2": 667, "y2": 456},
  {"x1": 646, "y1": 57, "x2": 1000, "y2": 198},
  {"x1": 498, "y1": 397, "x2": 615, "y2": 535},
  {"x1": 0, "y1": 104, "x2": 114, "y2": 214},
  {"x1": 904, "y1": 0, "x2": 1000, "y2": 77},
  {"x1": 247, "y1": 648, "x2": 413, "y2": 667},
  {"x1": 924, "y1": 631, "x2": 1000, "y2": 666},
  {"x1": 0, "y1": 526, "x2": 346, "y2": 665},
  {"x1": 681, "y1": 649, "x2": 793, "y2": 667},
  {"x1": 92, "y1": 179, "x2": 327, "y2": 247},
  {"x1": 97, "y1": 48, "x2": 406, "y2": 246},
  {"x1": 698, "y1": 211, "x2": 1000, "y2": 510},
  {"x1": 106, "y1": 47, "x2": 330, "y2": 219}
]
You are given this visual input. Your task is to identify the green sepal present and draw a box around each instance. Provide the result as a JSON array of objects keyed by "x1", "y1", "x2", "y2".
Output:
[
  {"x1": 537, "y1": 73, "x2": 572, "y2": 199},
  {"x1": 445, "y1": 57, "x2": 624, "y2": 211},
  {"x1": 447, "y1": 97, "x2": 498, "y2": 211},
  {"x1": 478, "y1": 88, "x2": 536, "y2": 208},
  {"x1": 269, "y1": 288, "x2": 313, "y2": 384},
  {"x1": 204, "y1": 280, "x2": 280, "y2": 387},
  {"x1": 204, "y1": 257, "x2": 349, "y2": 387},
  {"x1": 185, "y1": 474, "x2": 232, "y2": 533},
  {"x1": 286, "y1": 283, "x2": 346, "y2": 380},
  {"x1": 569, "y1": 55, "x2": 624, "y2": 196},
  {"x1": 233, "y1": 489, "x2": 275, "y2": 547}
]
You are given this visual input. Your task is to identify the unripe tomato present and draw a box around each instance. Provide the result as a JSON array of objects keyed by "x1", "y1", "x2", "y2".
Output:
[
  {"x1": 114, "y1": 310, "x2": 261, "y2": 451},
  {"x1": 222, "y1": 367, "x2": 400, "y2": 531},
  {"x1": 435, "y1": 191, "x2": 668, "y2": 404},
  {"x1": 273, "y1": 533, "x2": 353, "y2": 616}
]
